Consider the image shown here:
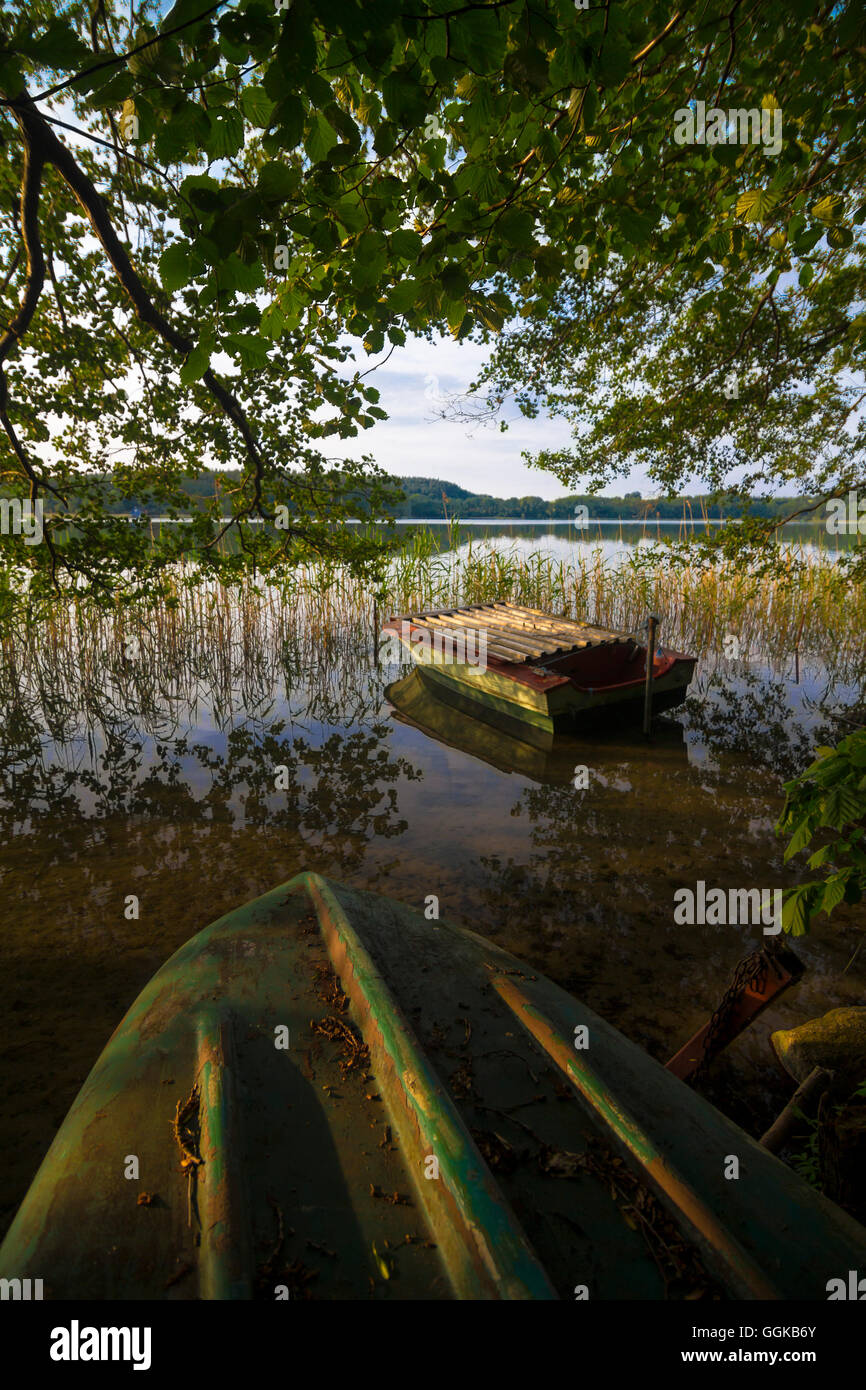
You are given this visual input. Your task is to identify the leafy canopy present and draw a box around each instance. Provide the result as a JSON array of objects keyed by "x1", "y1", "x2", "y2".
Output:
[{"x1": 0, "y1": 0, "x2": 863, "y2": 604}]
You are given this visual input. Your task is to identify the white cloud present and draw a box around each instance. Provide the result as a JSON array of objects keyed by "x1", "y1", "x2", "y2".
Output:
[{"x1": 339, "y1": 333, "x2": 656, "y2": 500}]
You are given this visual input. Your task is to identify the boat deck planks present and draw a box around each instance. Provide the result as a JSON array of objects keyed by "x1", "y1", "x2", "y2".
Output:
[{"x1": 389, "y1": 601, "x2": 634, "y2": 665}]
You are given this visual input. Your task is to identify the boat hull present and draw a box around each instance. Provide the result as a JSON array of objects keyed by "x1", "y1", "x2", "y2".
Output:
[
  {"x1": 1, "y1": 872, "x2": 863, "y2": 1300},
  {"x1": 386, "y1": 668, "x2": 690, "y2": 781},
  {"x1": 408, "y1": 647, "x2": 697, "y2": 733}
]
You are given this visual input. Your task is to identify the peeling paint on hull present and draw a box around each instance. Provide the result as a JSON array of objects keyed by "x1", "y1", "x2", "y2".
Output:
[{"x1": 1, "y1": 873, "x2": 864, "y2": 1300}]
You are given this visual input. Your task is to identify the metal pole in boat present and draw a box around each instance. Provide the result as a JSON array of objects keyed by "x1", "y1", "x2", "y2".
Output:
[{"x1": 643, "y1": 613, "x2": 659, "y2": 737}]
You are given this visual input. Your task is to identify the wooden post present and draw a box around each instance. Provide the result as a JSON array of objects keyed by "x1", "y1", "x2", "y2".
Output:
[
  {"x1": 759, "y1": 1067, "x2": 834, "y2": 1154},
  {"x1": 643, "y1": 613, "x2": 658, "y2": 736}
]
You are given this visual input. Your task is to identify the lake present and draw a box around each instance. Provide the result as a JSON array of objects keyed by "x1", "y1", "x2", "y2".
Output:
[{"x1": 0, "y1": 520, "x2": 863, "y2": 1239}]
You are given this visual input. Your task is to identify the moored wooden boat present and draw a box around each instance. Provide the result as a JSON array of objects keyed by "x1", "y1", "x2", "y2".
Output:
[
  {"x1": 1, "y1": 872, "x2": 863, "y2": 1300},
  {"x1": 386, "y1": 667, "x2": 689, "y2": 783},
  {"x1": 381, "y1": 601, "x2": 697, "y2": 733}
]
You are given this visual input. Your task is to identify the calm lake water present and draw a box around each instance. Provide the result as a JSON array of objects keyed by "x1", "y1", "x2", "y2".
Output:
[
  {"x1": 388, "y1": 516, "x2": 857, "y2": 562},
  {"x1": 1, "y1": 521, "x2": 864, "y2": 1238}
]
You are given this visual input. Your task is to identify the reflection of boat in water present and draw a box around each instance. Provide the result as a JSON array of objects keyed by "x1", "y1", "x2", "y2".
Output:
[
  {"x1": 381, "y1": 601, "x2": 697, "y2": 734},
  {"x1": 2, "y1": 871, "x2": 863, "y2": 1299},
  {"x1": 387, "y1": 667, "x2": 689, "y2": 783}
]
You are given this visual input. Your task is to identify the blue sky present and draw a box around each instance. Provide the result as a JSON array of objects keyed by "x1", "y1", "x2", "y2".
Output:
[{"x1": 337, "y1": 330, "x2": 661, "y2": 500}]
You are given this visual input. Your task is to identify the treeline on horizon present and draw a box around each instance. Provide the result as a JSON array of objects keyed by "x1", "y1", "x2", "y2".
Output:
[
  {"x1": 392, "y1": 477, "x2": 807, "y2": 521},
  {"x1": 16, "y1": 471, "x2": 813, "y2": 523}
]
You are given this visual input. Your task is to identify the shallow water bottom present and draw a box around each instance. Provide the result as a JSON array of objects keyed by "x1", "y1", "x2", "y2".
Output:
[{"x1": 1, "y1": 658, "x2": 864, "y2": 1240}]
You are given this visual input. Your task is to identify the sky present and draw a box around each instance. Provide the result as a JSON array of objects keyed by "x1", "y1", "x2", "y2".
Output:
[{"x1": 336, "y1": 330, "x2": 656, "y2": 500}]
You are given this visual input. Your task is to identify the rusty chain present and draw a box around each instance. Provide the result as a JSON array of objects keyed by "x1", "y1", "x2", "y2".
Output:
[{"x1": 689, "y1": 937, "x2": 786, "y2": 1086}]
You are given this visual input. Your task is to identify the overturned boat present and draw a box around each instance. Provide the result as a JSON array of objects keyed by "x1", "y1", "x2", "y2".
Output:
[
  {"x1": 380, "y1": 601, "x2": 697, "y2": 734},
  {"x1": 1, "y1": 872, "x2": 863, "y2": 1300}
]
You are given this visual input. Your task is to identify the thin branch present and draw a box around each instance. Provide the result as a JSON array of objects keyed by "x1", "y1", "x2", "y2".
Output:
[
  {"x1": 9, "y1": 90, "x2": 269, "y2": 512},
  {"x1": 24, "y1": 4, "x2": 227, "y2": 106},
  {"x1": 632, "y1": 9, "x2": 689, "y2": 64}
]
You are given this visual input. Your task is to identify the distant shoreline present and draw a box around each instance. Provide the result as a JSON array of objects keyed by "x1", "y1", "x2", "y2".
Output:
[
  {"x1": 388, "y1": 516, "x2": 740, "y2": 525},
  {"x1": 129, "y1": 515, "x2": 825, "y2": 526}
]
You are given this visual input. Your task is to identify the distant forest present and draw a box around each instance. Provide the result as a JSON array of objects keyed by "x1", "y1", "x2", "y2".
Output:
[
  {"x1": 26, "y1": 471, "x2": 813, "y2": 522},
  {"x1": 391, "y1": 477, "x2": 807, "y2": 521}
]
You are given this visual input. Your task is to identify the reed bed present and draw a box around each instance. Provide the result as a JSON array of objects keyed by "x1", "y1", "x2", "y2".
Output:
[
  {"x1": 0, "y1": 531, "x2": 863, "y2": 754},
  {"x1": 384, "y1": 530, "x2": 864, "y2": 674}
]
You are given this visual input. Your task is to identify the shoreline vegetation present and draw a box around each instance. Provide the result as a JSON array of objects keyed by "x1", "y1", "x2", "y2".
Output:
[
  {"x1": 3, "y1": 471, "x2": 830, "y2": 524},
  {"x1": 2, "y1": 533, "x2": 863, "y2": 733}
]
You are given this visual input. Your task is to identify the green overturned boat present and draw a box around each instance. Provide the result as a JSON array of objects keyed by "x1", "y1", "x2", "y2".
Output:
[{"x1": 2, "y1": 872, "x2": 864, "y2": 1300}]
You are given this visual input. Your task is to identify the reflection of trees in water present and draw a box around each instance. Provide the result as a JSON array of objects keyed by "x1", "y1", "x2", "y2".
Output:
[
  {"x1": 1, "y1": 718, "x2": 421, "y2": 881},
  {"x1": 479, "y1": 668, "x2": 855, "y2": 944},
  {"x1": 0, "y1": 618, "x2": 421, "y2": 883},
  {"x1": 481, "y1": 778, "x2": 661, "y2": 950},
  {"x1": 474, "y1": 667, "x2": 864, "y2": 1053},
  {"x1": 682, "y1": 668, "x2": 859, "y2": 780}
]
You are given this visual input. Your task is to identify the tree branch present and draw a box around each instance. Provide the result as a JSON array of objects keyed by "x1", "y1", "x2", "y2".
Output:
[
  {"x1": 0, "y1": 133, "x2": 66, "y2": 503},
  {"x1": 7, "y1": 89, "x2": 269, "y2": 514}
]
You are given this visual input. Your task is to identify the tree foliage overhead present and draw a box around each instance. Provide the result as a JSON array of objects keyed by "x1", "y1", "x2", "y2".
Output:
[
  {"x1": 460, "y1": 3, "x2": 866, "y2": 571},
  {"x1": 0, "y1": 0, "x2": 863, "y2": 601}
]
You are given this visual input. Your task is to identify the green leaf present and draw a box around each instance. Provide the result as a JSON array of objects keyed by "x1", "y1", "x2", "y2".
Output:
[
  {"x1": 792, "y1": 225, "x2": 824, "y2": 254},
  {"x1": 0, "y1": 55, "x2": 24, "y2": 96},
  {"x1": 305, "y1": 112, "x2": 339, "y2": 163},
  {"x1": 736, "y1": 189, "x2": 778, "y2": 223},
  {"x1": 271, "y1": 94, "x2": 306, "y2": 147},
  {"x1": 20, "y1": 19, "x2": 91, "y2": 67},
  {"x1": 549, "y1": 42, "x2": 586, "y2": 89},
  {"x1": 159, "y1": 243, "x2": 191, "y2": 292},
  {"x1": 445, "y1": 298, "x2": 466, "y2": 333},
  {"x1": 812, "y1": 194, "x2": 844, "y2": 222},
  {"x1": 475, "y1": 300, "x2": 505, "y2": 333},
  {"x1": 782, "y1": 887, "x2": 810, "y2": 936},
  {"x1": 240, "y1": 84, "x2": 275, "y2": 128},
  {"x1": 499, "y1": 208, "x2": 536, "y2": 250},
  {"x1": 618, "y1": 207, "x2": 654, "y2": 245},
  {"x1": 806, "y1": 843, "x2": 833, "y2": 869},
  {"x1": 305, "y1": 72, "x2": 334, "y2": 109},
  {"x1": 334, "y1": 196, "x2": 367, "y2": 235},
  {"x1": 824, "y1": 786, "x2": 864, "y2": 829},
  {"x1": 224, "y1": 332, "x2": 271, "y2": 370},
  {"x1": 257, "y1": 161, "x2": 298, "y2": 201},
  {"x1": 179, "y1": 343, "x2": 211, "y2": 385},
  {"x1": 388, "y1": 279, "x2": 418, "y2": 313},
  {"x1": 209, "y1": 109, "x2": 245, "y2": 159},
  {"x1": 783, "y1": 816, "x2": 815, "y2": 860},
  {"x1": 457, "y1": 161, "x2": 501, "y2": 203},
  {"x1": 450, "y1": 10, "x2": 508, "y2": 69},
  {"x1": 596, "y1": 36, "x2": 631, "y2": 87},
  {"x1": 160, "y1": 0, "x2": 214, "y2": 33},
  {"x1": 310, "y1": 217, "x2": 340, "y2": 253},
  {"x1": 390, "y1": 229, "x2": 423, "y2": 261},
  {"x1": 382, "y1": 68, "x2": 427, "y2": 126},
  {"x1": 220, "y1": 253, "x2": 265, "y2": 294},
  {"x1": 827, "y1": 224, "x2": 853, "y2": 248},
  {"x1": 259, "y1": 302, "x2": 287, "y2": 341},
  {"x1": 820, "y1": 873, "x2": 850, "y2": 914}
]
